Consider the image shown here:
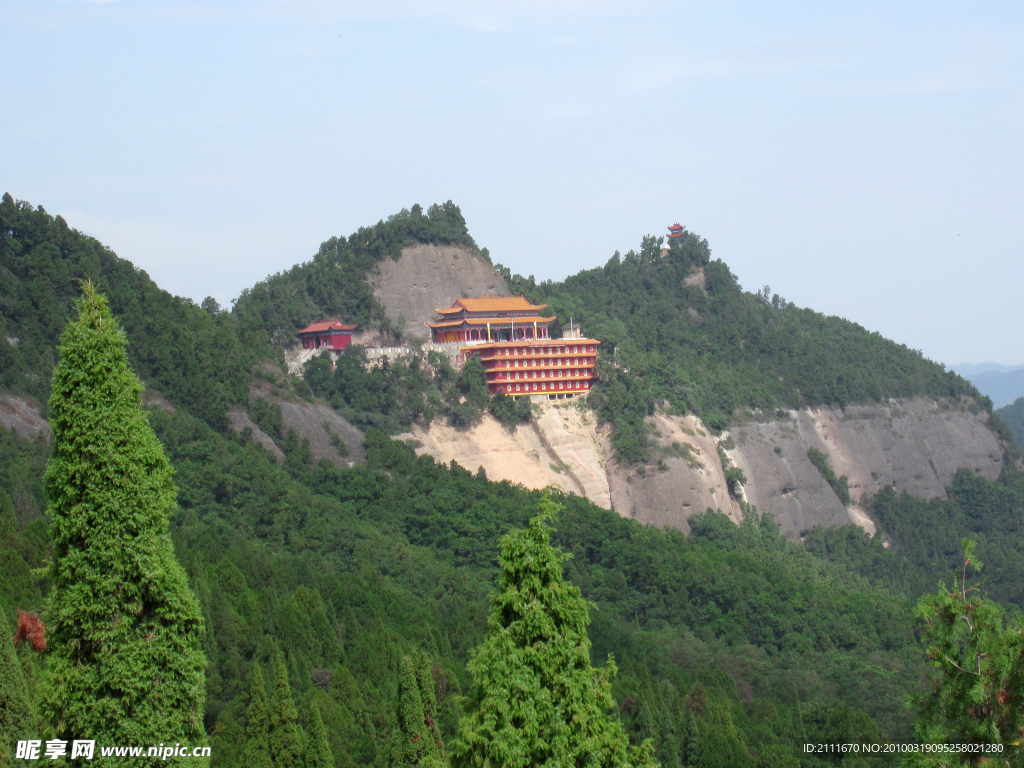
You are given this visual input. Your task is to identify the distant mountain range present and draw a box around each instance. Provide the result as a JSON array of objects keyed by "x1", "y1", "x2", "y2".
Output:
[{"x1": 952, "y1": 363, "x2": 1024, "y2": 409}]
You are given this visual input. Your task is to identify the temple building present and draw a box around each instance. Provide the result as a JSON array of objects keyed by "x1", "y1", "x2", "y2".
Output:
[
  {"x1": 431, "y1": 297, "x2": 600, "y2": 399},
  {"x1": 668, "y1": 222, "x2": 686, "y2": 239},
  {"x1": 296, "y1": 321, "x2": 357, "y2": 351},
  {"x1": 466, "y1": 333, "x2": 600, "y2": 399},
  {"x1": 427, "y1": 296, "x2": 556, "y2": 344}
]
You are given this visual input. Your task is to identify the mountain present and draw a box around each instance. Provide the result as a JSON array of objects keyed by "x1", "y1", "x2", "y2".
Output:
[
  {"x1": 954, "y1": 366, "x2": 1024, "y2": 409},
  {"x1": 4, "y1": 193, "x2": 1024, "y2": 767},
  {"x1": 952, "y1": 362, "x2": 1024, "y2": 377}
]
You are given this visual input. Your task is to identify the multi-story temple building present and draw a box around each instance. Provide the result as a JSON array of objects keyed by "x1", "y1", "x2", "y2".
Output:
[
  {"x1": 466, "y1": 331, "x2": 600, "y2": 399},
  {"x1": 427, "y1": 296, "x2": 556, "y2": 343},
  {"x1": 429, "y1": 297, "x2": 600, "y2": 399}
]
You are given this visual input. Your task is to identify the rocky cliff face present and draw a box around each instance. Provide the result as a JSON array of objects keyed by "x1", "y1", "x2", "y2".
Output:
[
  {"x1": 370, "y1": 244, "x2": 510, "y2": 342},
  {"x1": 0, "y1": 393, "x2": 49, "y2": 438},
  {"x1": 4, "y1": 385, "x2": 1001, "y2": 541},
  {"x1": 403, "y1": 397, "x2": 1004, "y2": 540},
  {"x1": 726, "y1": 400, "x2": 1003, "y2": 538}
]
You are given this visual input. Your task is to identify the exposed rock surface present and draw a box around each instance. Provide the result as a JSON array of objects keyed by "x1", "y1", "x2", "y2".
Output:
[
  {"x1": 400, "y1": 406, "x2": 582, "y2": 497},
  {"x1": 278, "y1": 400, "x2": 365, "y2": 467},
  {"x1": 728, "y1": 400, "x2": 1003, "y2": 538},
  {"x1": 0, "y1": 393, "x2": 49, "y2": 438},
  {"x1": 227, "y1": 407, "x2": 285, "y2": 461},
  {"x1": 371, "y1": 244, "x2": 511, "y2": 341},
  {"x1": 406, "y1": 397, "x2": 1004, "y2": 540},
  {"x1": 142, "y1": 390, "x2": 175, "y2": 413},
  {"x1": 608, "y1": 413, "x2": 743, "y2": 529}
]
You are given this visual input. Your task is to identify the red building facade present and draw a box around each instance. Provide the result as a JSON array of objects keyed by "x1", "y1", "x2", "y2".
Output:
[
  {"x1": 296, "y1": 321, "x2": 357, "y2": 351},
  {"x1": 463, "y1": 337, "x2": 600, "y2": 398}
]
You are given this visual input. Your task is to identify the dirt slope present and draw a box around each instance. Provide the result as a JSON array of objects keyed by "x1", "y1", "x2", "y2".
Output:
[{"x1": 371, "y1": 244, "x2": 511, "y2": 341}]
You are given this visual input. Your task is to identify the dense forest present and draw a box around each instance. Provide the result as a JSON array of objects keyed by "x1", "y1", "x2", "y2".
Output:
[{"x1": 3, "y1": 194, "x2": 1024, "y2": 766}]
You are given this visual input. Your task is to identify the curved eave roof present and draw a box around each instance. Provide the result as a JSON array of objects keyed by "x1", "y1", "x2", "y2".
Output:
[
  {"x1": 428, "y1": 315, "x2": 556, "y2": 329},
  {"x1": 297, "y1": 321, "x2": 358, "y2": 335}
]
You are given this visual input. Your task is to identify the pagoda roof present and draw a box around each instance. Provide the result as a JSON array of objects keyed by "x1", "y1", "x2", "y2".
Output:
[
  {"x1": 427, "y1": 315, "x2": 556, "y2": 329},
  {"x1": 433, "y1": 296, "x2": 548, "y2": 314},
  {"x1": 668, "y1": 223, "x2": 685, "y2": 230},
  {"x1": 296, "y1": 321, "x2": 357, "y2": 335}
]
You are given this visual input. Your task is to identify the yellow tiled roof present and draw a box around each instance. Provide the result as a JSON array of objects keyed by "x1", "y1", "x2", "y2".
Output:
[{"x1": 432, "y1": 296, "x2": 548, "y2": 314}]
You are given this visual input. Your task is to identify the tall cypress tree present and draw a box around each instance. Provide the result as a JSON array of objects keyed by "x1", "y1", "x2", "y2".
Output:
[
  {"x1": 389, "y1": 655, "x2": 444, "y2": 768},
  {"x1": 0, "y1": 610, "x2": 34, "y2": 766},
  {"x1": 450, "y1": 494, "x2": 657, "y2": 768},
  {"x1": 271, "y1": 649, "x2": 302, "y2": 768},
  {"x1": 305, "y1": 702, "x2": 333, "y2": 768},
  {"x1": 243, "y1": 665, "x2": 273, "y2": 768},
  {"x1": 41, "y1": 284, "x2": 206, "y2": 750},
  {"x1": 413, "y1": 652, "x2": 444, "y2": 760}
]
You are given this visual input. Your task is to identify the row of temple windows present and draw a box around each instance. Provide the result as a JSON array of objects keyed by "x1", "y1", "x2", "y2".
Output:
[
  {"x1": 501, "y1": 357, "x2": 589, "y2": 368},
  {"x1": 502, "y1": 381, "x2": 591, "y2": 393},
  {"x1": 495, "y1": 345, "x2": 595, "y2": 356},
  {"x1": 499, "y1": 369, "x2": 591, "y2": 380}
]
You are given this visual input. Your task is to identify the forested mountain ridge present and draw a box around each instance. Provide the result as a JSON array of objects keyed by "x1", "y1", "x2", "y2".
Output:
[
  {"x1": 0, "y1": 193, "x2": 255, "y2": 428},
  {"x1": 4, "y1": 193, "x2": 1024, "y2": 767},
  {"x1": 497, "y1": 232, "x2": 984, "y2": 462}
]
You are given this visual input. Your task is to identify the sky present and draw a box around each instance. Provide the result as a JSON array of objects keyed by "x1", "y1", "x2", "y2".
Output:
[{"x1": 2, "y1": 1, "x2": 1022, "y2": 366}]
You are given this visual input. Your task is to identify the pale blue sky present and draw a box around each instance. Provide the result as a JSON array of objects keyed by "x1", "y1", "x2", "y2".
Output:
[{"x1": 3, "y1": 1, "x2": 1022, "y2": 366}]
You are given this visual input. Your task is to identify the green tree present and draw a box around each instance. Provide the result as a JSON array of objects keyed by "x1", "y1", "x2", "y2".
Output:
[
  {"x1": 243, "y1": 665, "x2": 273, "y2": 768},
  {"x1": 389, "y1": 654, "x2": 445, "y2": 767},
  {"x1": 271, "y1": 649, "x2": 303, "y2": 768},
  {"x1": 40, "y1": 283, "x2": 206, "y2": 753},
  {"x1": 0, "y1": 610, "x2": 34, "y2": 767},
  {"x1": 305, "y1": 702, "x2": 332, "y2": 768},
  {"x1": 450, "y1": 494, "x2": 657, "y2": 768},
  {"x1": 682, "y1": 708, "x2": 701, "y2": 767},
  {"x1": 911, "y1": 539, "x2": 1024, "y2": 764}
]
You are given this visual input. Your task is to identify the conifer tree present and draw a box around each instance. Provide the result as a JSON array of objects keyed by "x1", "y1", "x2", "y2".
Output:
[
  {"x1": 41, "y1": 284, "x2": 206, "y2": 751},
  {"x1": 305, "y1": 702, "x2": 333, "y2": 768},
  {"x1": 243, "y1": 665, "x2": 273, "y2": 768},
  {"x1": 911, "y1": 539, "x2": 1024, "y2": 763},
  {"x1": 271, "y1": 649, "x2": 302, "y2": 768},
  {"x1": 389, "y1": 655, "x2": 445, "y2": 768},
  {"x1": 682, "y1": 709, "x2": 701, "y2": 768},
  {"x1": 450, "y1": 494, "x2": 657, "y2": 768},
  {"x1": 413, "y1": 652, "x2": 445, "y2": 758},
  {"x1": 0, "y1": 610, "x2": 34, "y2": 767}
]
